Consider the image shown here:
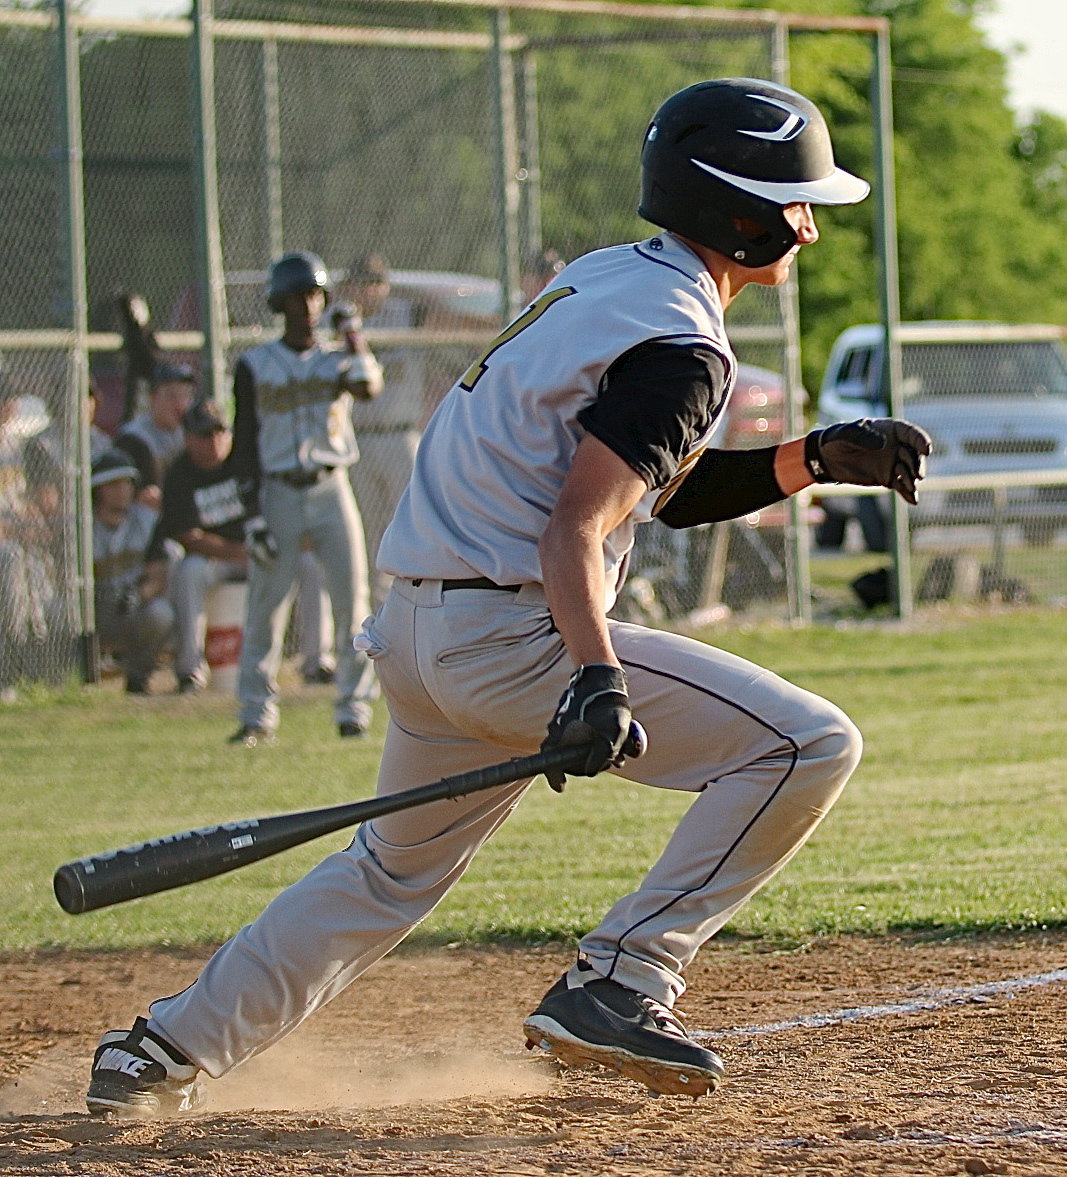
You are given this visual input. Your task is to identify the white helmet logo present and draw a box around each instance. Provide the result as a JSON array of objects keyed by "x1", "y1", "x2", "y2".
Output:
[{"x1": 738, "y1": 94, "x2": 808, "y2": 142}]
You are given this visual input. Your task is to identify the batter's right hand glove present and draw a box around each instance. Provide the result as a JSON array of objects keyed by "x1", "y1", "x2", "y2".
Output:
[
  {"x1": 243, "y1": 516, "x2": 279, "y2": 569},
  {"x1": 804, "y1": 417, "x2": 932, "y2": 505},
  {"x1": 541, "y1": 664, "x2": 632, "y2": 792}
]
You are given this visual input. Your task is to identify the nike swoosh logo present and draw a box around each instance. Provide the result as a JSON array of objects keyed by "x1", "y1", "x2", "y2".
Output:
[{"x1": 738, "y1": 93, "x2": 809, "y2": 142}]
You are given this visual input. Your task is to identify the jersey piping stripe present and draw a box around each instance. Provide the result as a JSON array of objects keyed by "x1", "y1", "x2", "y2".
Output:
[
  {"x1": 631, "y1": 240, "x2": 706, "y2": 283},
  {"x1": 604, "y1": 655, "x2": 801, "y2": 983},
  {"x1": 627, "y1": 242, "x2": 736, "y2": 385}
]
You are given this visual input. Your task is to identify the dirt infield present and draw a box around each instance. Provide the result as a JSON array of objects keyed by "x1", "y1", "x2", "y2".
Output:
[{"x1": 0, "y1": 932, "x2": 1064, "y2": 1176}]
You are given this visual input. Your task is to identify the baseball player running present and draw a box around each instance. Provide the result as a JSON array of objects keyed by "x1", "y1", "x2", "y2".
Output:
[
  {"x1": 86, "y1": 79, "x2": 930, "y2": 1116},
  {"x1": 227, "y1": 251, "x2": 383, "y2": 745}
]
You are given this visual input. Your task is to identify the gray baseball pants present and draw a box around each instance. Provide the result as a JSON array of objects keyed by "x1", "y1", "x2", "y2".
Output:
[
  {"x1": 236, "y1": 469, "x2": 375, "y2": 732},
  {"x1": 152, "y1": 577, "x2": 860, "y2": 1076},
  {"x1": 169, "y1": 553, "x2": 246, "y2": 683}
]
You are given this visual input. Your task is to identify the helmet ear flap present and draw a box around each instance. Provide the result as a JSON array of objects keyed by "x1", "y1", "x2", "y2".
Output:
[{"x1": 641, "y1": 167, "x2": 798, "y2": 267}]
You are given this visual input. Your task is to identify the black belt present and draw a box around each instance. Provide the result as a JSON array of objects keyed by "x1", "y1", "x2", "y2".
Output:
[
  {"x1": 269, "y1": 466, "x2": 336, "y2": 488},
  {"x1": 413, "y1": 577, "x2": 522, "y2": 593}
]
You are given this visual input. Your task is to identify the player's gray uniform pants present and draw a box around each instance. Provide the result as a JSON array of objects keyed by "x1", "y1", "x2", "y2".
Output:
[
  {"x1": 96, "y1": 596, "x2": 175, "y2": 681},
  {"x1": 169, "y1": 554, "x2": 246, "y2": 683},
  {"x1": 151, "y1": 578, "x2": 861, "y2": 1077},
  {"x1": 236, "y1": 469, "x2": 375, "y2": 732}
]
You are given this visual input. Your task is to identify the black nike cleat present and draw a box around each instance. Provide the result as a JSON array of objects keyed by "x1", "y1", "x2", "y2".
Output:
[
  {"x1": 86, "y1": 1017, "x2": 205, "y2": 1119},
  {"x1": 523, "y1": 962, "x2": 724, "y2": 1097}
]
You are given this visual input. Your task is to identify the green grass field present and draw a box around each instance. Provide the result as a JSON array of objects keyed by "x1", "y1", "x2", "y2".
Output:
[{"x1": 3, "y1": 608, "x2": 1065, "y2": 951}]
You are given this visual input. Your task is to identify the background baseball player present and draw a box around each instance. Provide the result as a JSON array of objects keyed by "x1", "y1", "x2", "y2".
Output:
[
  {"x1": 226, "y1": 251, "x2": 383, "y2": 745},
  {"x1": 113, "y1": 361, "x2": 197, "y2": 510},
  {"x1": 148, "y1": 397, "x2": 247, "y2": 695},
  {"x1": 90, "y1": 447, "x2": 174, "y2": 695},
  {"x1": 86, "y1": 79, "x2": 930, "y2": 1116}
]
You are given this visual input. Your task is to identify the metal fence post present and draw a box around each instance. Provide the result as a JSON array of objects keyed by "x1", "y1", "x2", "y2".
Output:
[
  {"x1": 871, "y1": 24, "x2": 911, "y2": 618},
  {"x1": 516, "y1": 48, "x2": 542, "y2": 268},
  {"x1": 262, "y1": 36, "x2": 284, "y2": 260},
  {"x1": 190, "y1": 0, "x2": 228, "y2": 401},
  {"x1": 491, "y1": 9, "x2": 522, "y2": 322},
  {"x1": 56, "y1": 0, "x2": 97, "y2": 681},
  {"x1": 772, "y1": 18, "x2": 811, "y2": 625}
]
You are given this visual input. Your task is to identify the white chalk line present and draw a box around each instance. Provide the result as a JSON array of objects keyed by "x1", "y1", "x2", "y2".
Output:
[
  {"x1": 693, "y1": 965, "x2": 1067, "y2": 1040},
  {"x1": 748, "y1": 1122, "x2": 1067, "y2": 1150}
]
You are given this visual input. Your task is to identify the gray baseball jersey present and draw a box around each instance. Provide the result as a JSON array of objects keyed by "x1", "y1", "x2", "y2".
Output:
[
  {"x1": 379, "y1": 234, "x2": 735, "y2": 597},
  {"x1": 147, "y1": 235, "x2": 861, "y2": 1079},
  {"x1": 93, "y1": 501, "x2": 160, "y2": 601},
  {"x1": 235, "y1": 338, "x2": 379, "y2": 479}
]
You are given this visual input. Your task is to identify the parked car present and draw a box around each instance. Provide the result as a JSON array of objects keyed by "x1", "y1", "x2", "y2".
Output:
[{"x1": 814, "y1": 321, "x2": 1067, "y2": 548}]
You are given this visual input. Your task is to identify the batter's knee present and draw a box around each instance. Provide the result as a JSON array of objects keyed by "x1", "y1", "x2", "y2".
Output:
[{"x1": 804, "y1": 702, "x2": 863, "y2": 788}]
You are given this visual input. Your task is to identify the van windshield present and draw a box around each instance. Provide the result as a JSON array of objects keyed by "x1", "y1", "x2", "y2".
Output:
[{"x1": 901, "y1": 341, "x2": 1067, "y2": 400}]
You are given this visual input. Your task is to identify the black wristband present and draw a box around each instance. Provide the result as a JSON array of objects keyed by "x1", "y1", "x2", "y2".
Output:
[{"x1": 804, "y1": 430, "x2": 832, "y2": 483}]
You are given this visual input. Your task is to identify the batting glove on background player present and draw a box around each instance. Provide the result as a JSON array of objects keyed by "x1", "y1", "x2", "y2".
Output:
[
  {"x1": 243, "y1": 516, "x2": 279, "y2": 570},
  {"x1": 329, "y1": 300, "x2": 363, "y2": 337},
  {"x1": 804, "y1": 417, "x2": 932, "y2": 505},
  {"x1": 541, "y1": 664, "x2": 632, "y2": 792}
]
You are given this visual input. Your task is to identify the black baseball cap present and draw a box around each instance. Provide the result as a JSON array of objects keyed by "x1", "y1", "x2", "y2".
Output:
[
  {"x1": 91, "y1": 447, "x2": 139, "y2": 488},
  {"x1": 182, "y1": 397, "x2": 228, "y2": 436},
  {"x1": 151, "y1": 360, "x2": 197, "y2": 388}
]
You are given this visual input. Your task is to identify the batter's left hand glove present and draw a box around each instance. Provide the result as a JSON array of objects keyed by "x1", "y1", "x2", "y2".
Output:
[
  {"x1": 541, "y1": 664, "x2": 632, "y2": 792},
  {"x1": 804, "y1": 417, "x2": 932, "y2": 505}
]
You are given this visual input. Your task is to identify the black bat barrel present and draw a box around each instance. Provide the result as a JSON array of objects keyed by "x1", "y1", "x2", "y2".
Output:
[{"x1": 54, "y1": 814, "x2": 330, "y2": 914}]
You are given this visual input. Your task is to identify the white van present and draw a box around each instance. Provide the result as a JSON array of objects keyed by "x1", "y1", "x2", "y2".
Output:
[{"x1": 815, "y1": 321, "x2": 1067, "y2": 548}]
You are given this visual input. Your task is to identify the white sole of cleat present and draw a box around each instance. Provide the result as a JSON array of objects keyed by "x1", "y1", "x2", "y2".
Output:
[{"x1": 522, "y1": 1016, "x2": 722, "y2": 1097}]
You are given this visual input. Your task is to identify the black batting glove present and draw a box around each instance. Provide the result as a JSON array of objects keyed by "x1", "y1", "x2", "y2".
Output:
[
  {"x1": 541, "y1": 664, "x2": 632, "y2": 792},
  {"x1": 243, "y1": 516, "x2": 279, "y2": 569},
  {"x1": 804, "y1": 417, "x2": 932, "y2": 506}
]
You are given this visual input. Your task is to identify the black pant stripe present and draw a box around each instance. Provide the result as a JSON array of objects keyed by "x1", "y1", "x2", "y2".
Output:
[{"x1": 603, "y1": 656, "x2": 801, "y2": 982}]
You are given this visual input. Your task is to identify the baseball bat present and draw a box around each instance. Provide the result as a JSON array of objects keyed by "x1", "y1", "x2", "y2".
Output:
[{"x1": 54, "y1": 728, "x2": 645, "y2": 916}]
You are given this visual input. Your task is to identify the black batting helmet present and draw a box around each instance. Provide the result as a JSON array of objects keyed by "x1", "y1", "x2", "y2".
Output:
[
  {"x1": 266, "y1": 251, "x2": 330, "y2": 313},
  {"x1": 639, "y1": 78, "x2": 869, "y2": 268}
]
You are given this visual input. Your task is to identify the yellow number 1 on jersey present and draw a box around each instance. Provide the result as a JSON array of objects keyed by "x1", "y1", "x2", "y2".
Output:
[{"x1": 459, "y1": 286, "x2": 577, "y2": 392}]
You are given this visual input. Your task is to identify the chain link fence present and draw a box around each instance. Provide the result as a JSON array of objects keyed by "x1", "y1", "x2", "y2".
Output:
[{"x1": 0, "y1": 0, "x2": 921, "y2": 699}]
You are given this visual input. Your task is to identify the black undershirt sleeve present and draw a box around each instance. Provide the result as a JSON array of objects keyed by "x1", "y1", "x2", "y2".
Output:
[
  {"x1": 230, "y1": 358, "x2": 262, "y2": 517},
  {"x1": 657, "y1": 445, "x2": 787, "y2": 528},
  {"x1": 575, "y1": 338, "x2": 788, "y2": 527},
  {"x1": 577, "y1": 341, "x2": 728, "y2": 489}
]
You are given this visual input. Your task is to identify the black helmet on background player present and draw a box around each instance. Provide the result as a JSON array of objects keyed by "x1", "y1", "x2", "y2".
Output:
[
  {"x1": 639, "y1": 78, "x2": 870, "y2": 268},
  {"x1": 266, "y1": 251, "x2": 330, "y2": 312}
]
